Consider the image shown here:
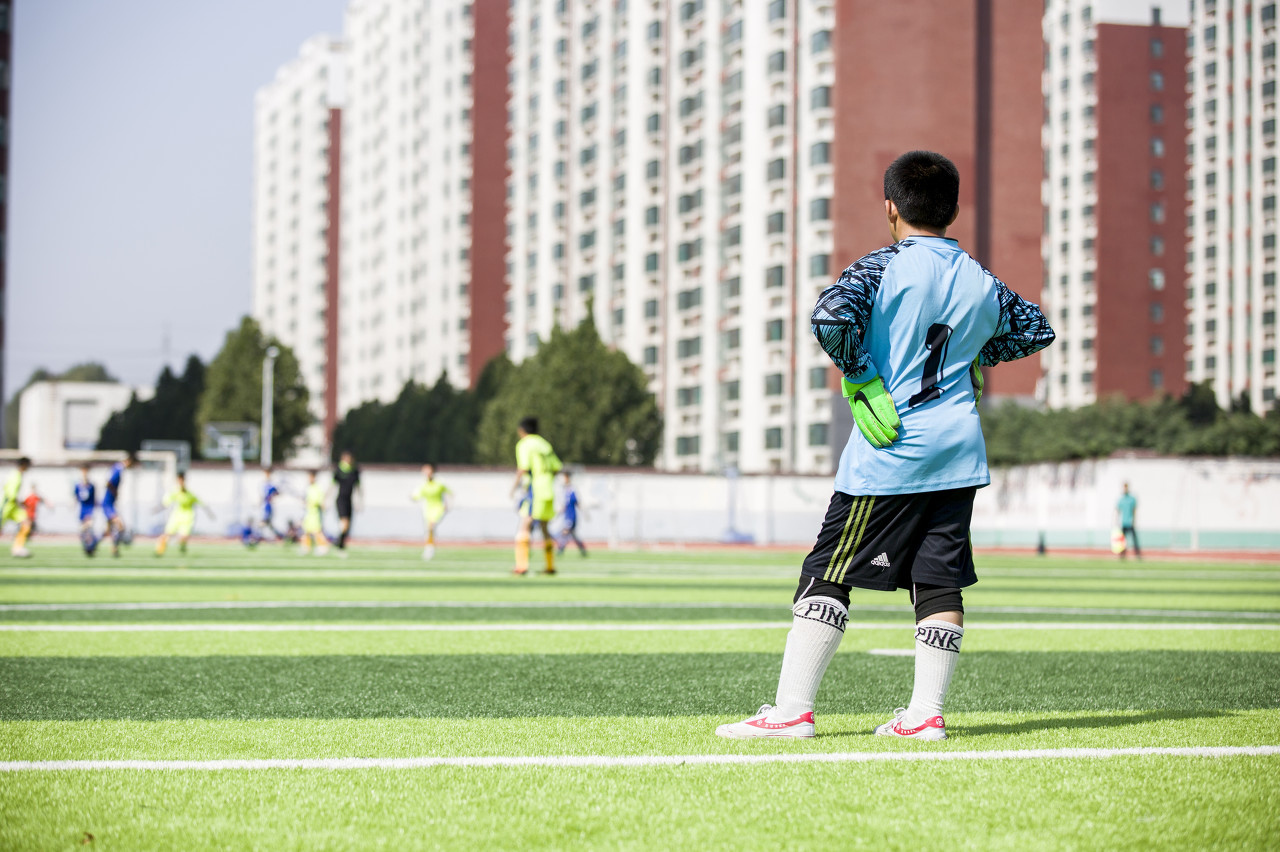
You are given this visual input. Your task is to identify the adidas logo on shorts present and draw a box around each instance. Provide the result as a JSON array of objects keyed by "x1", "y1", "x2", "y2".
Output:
[{"x1": 870, "y1": 552, "x2": 892, "y2": 568}]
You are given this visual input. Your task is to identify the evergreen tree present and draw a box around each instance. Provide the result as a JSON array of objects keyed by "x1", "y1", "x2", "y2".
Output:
[
  {"x1": 197, "y1": 317, "x2": 310, "y2": 459},
  {"x1": 475, "y1": 317, "x2": 662, "y2": 466}
]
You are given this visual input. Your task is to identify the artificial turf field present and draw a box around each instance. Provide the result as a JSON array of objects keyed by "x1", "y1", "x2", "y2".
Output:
[{"x1": 1, "y1": 544, "x2": 1278, "y2": 851}]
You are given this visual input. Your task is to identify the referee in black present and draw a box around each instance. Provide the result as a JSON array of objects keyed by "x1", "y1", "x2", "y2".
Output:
[{"x1": 333, "y1": 450, "x2": 362, "y2": 554}]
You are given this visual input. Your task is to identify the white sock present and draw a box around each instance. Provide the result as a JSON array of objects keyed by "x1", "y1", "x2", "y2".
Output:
[
  {"x1": 772, "y1": 595, "x2": 848, "y2": 720},
  {"x1": 903, "y1": 619, "x2": 964, "y2": 726}
]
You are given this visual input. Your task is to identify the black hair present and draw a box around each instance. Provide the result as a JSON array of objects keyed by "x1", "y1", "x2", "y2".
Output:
[
  {"x1": 17, "y1": 457, "x2": 31, "y2": 467},
  {"x1": 125, "y1": 451, "x2": 138, "y2": 463},
  {"x1": 518, "y1": 416, "x2": 539, "y2": 435},
  {"x1": 883, "y1": 150, "x2": 960, "y2": 230}
]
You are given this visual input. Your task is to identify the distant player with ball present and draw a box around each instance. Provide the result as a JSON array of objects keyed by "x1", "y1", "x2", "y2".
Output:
[{"x1": 718, "y1": 151, "x2": 1055, "y2": 741}]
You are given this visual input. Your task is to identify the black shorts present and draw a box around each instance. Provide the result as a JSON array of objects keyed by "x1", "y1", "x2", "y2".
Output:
[
  {"x1": 336, "y1": 498, "x2": 353, "y2": 520},
  {"x1": 800, "y1": 488, "x2": 977, "y2": 591}
]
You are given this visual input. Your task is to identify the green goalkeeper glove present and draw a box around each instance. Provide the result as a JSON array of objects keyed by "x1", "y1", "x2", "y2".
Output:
[
  {"x1": 842, "y1": 376, "x2": 900, "y2": 448},
  {"x1": 970, "y1": 358, "x2": 984, "y2": 404}
]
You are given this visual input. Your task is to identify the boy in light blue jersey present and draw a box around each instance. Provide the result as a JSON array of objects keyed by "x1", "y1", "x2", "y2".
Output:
[{"x1": 718, "y1": 151, "x2": 1054, "y2": 742}]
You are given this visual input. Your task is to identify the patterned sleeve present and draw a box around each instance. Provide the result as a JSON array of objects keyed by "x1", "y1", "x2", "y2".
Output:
[
  {"x1": 810, "y1": 245, "x2": 901, "y2": 384},
  {"x1": 978, "y1": 275, "x2": 1056, "y2": 367}
]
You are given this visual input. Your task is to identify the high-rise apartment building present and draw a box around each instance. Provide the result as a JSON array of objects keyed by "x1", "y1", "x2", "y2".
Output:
[
  {"x1": 339, "y1": 0, "x2": 485, "y2": 411},
  {"x1": 1187, "y1": 0, "x2": 1279, "y2": 412},
  {"x1": 252, "y1": 36, "x2": 346, "y2": 451},
  {"x1": 505, "y1": 0, "x2": 838, "y2": 473},
  {"x1": 833, "y1": 0, "x2": 1046, "y2": 403},
  {"x1": 1042, "y1": 1, "x2": 1188, "y2": 408}
]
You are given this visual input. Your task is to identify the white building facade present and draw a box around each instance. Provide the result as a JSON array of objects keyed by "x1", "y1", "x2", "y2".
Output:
[
  {"x1": 505, "y1": 0, "x2": 837, "y2": 473},
  {"x1": 1186, "y1": 0, "x2": 1279, "y2": 411},
  {"x1": 337, "y1": 0, "x2": 478, "y2": 411},
  {"x1": 252, "y1": 35, "x2": 346, "y2": 455}
]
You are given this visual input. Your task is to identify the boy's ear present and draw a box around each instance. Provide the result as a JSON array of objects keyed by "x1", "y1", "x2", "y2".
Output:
[{"x1": 946, "y1": 205, "x2": 960, "y2": 227}]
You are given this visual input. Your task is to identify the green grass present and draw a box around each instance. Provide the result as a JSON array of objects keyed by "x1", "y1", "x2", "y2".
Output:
[{"x1": 1, "y1": 544, "x2": 1278, "y2": 850}]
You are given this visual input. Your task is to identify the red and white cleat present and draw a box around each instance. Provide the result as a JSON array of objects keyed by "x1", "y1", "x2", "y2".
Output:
[
  {"x1": 715, "y1": 704, "x2": 815, "y2": 739},
  {"x1": 874, "y1": 708, "x2": 947, "y2": 741}
]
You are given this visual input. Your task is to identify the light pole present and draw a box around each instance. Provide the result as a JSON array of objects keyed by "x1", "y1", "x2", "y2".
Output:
[{"x1": 262, "y1": 346, "x2": 280, "y2": 468}]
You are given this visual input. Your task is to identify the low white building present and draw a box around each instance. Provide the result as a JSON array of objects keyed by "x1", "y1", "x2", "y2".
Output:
[{"x1": 18, "y1": 381, "x2": 145, "y2": 463}]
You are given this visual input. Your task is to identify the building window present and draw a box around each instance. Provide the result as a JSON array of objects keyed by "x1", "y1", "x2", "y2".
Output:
[
  {"x1": 812, "y1": 30, "x2": 832, "y2": 53},
  {"x1": 764, "y1": 427, "x2": 784, "y2": 449},
  {"x1": 811, "y1": 86, "x2": 832, "y2": 109},
  {"x1": 677, "y1": 386, "x2": 701, "y2": 406},
  {"x1": 676, "y1": 436, "x2": 700, "y2": 456},
  {"x1": 766, "y1": 212, "x2": 785, "y2": 233},
  {"x1": 579, "y1": 275, "x2": 595, "y2": 292},
  {"x1": 723, "y1": 277, "x2": 742, "y2": 298},
  {"x1": 767, "y1": 158, "x2": 786, "y2": 181},
  {"x1": 765, "y1": 374, "x2": 784, "y2": 395},
  {"x1": 766, "y1": 265, "x2": 785, "y2": 288},
  {"x1": 766, "y1": 319, "x2": 785, "y2": 341},
  {"x1": 1150, "y1": 170, "x2": 1164, "y2": 190},
  {"x1": 808, "y1": 423, "x2": 829, "y2": 447},
  {"x1": 1150, "y1": 138, "x2": 1165, "y2": 157},
  {"x1": 644, "y1": 299, "x2": 659, "y2": 318},
  {"x1": 810, "y1": 254, "x2": 830, "y2": 277},
  {"x1": 767, "y1": 104, "x2": 786, "y2": 127},
  {"x1": 1150, "y1": 369, "x2": 1164, "y2": 390},
  {"x1": 768, "y1": 0, "x2": 786, "y2": 21},
  {"x1": 810, "y1": 198, "x2": 831, "y2": 221},
  {"x1": 722, "y1": 328, "x2": 741, "y2": 349},
  {"x1": 810, "y1": 142, "x2": 831, "y2": 165},
  {"x1": 1150, "y1": 336, "x2": 1164, "y2": 357},
  {"x1": 645, "y1": 252, "x2": 659, "y2": 272},
  {"x1": 1150, "y1": 104, "x2": 1164, "y2": 123},
  {"x1": 767, "y1": 50, "x2": 786, "y2": 73},
  {"x1": 1150, "y1": 202, "x2": 1165, "y2": 223},
  {"x1": 1150, "y1": 71, "x2": 1164, "y2": 91},
  {"x1": 1151, "y1": 303, "x2": 1165, "y2": 322},
  {"x1": 723, "y1": 380, "x2": 740, "y2": 401},
  {"x1": 1149, "y1": 269, "x2": 1166, "y2": 290},
  {"x1": 677, "y1": 288, "x2": 702, "y2": 310},
  {"x1": 646, "y1": 206, "x2": 660, "y2": 226},
  {"x1": 809, "y1": 366, "x2": 828, "y2": 389},
  {"x1": 723, "y1": 431, "x2": 740, "y2": 453},
  {"x1": 1150, "y1": 37, "x2": 1163, "y2": 57},
  {"x1": 1150, "y1": 236, "x2": 1165, "y2": 256},
  {"x1": 644, "y1": 346, "x2": 658, "y2": 365}
]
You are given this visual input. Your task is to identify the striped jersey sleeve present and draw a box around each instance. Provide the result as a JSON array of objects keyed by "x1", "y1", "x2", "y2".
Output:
[
  {"x1": 810, "y1": 244, "x2": 903, "y2": 384},
  {"x1": 977, "y1": 274, "x2": 1056, "y2": 367}
]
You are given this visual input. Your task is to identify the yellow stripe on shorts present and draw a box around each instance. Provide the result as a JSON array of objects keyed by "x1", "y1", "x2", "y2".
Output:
[
  {"x1": 823, "y1": 497, "x2": 864, "y2": 582},
  {"x1": 834, "y1": 496, "x2": 876, "y2": 585}
]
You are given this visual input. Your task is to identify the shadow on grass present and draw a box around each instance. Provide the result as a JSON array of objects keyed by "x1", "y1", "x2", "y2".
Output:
[{"x1": 1, "y1": 651, "x2": 1277, "y2": 722}]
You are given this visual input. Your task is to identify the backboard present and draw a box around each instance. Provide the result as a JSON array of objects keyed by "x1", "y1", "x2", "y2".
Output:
[{"x1": 202, "y1": 423, "x2": 260, "y2": 461}]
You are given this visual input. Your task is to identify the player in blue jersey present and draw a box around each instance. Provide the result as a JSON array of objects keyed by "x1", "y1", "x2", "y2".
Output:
[
  {"x1": 554, "y1": 471, "x2": 587, "y2": 556},
  {"x1": 74, "y1": 464, "x2": 100, "y2": 556},
  {"x1": 100, "y1": 452, "x2": 137, "y2": 557},
  {"x1": 718, "y1": 151, "x2": 1054, "y2": 741},
  {"x1": 258, "y1": 467, "x2": 282, "y2": 540}
]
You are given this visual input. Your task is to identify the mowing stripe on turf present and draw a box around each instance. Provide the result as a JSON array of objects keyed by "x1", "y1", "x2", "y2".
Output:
[
  {"x1": 2, "y1": 745, "x2": 1276, "y2": 772},
  {"x1": 2, "y1": 621, "x2": 1277, "y2": 632},
  {"x1": 3, "y1": 600, "x2": 1278, "y2": 620}
]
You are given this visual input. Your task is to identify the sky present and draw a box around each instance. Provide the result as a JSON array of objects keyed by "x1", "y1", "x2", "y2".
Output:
[{"x1": 7, "y1": 0, "x2": 348, "y2": 395}]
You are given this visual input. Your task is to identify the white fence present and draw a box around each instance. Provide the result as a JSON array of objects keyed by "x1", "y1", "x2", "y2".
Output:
[{"x1": 6, "y1": 456, "x2": 1279, "y2": 551}]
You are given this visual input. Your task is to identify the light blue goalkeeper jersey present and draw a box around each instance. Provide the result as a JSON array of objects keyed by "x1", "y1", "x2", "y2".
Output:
[{"x1": 812, "y1": 236, "x2": 1054, "y2": 496}]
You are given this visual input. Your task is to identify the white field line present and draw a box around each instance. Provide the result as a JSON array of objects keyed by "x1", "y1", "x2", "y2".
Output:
[
  {"x1": 1, "y1": 621, "x2": 1278, "y2": 633},
  {"x1": 2, "y1": 745, "x2": 1277, "y2": 773},
  {"x1": 0, "y1": 600, "x2": 783, "y2": 612},
  {"x1": 3, "y1": 600, "x2": 1280, "y2": 620},
  {"x1": 8, "y1": 565, "x2": 1279, "y2": 582}
]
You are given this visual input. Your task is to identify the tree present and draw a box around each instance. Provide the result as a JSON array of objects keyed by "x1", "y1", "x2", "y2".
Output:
[
  {"x1": 197, "y1": 317, "x2": 310, "y2": 459},
  {"x1": 475, "y1": 316, "x2": 662, "y2": 466},
  {"x1": 5, "y1": 363, "x2": 117, "y2": 448},
  {"x1": 329, "y1": 357, "x2": 514, "y2": 464},
  {"x1": 98, "y1": 356, "x2": 206, "y2": 454}
]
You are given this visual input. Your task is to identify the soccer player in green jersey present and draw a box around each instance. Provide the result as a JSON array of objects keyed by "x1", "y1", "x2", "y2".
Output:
[
  {"x1": 2, "y1": 457, "x2": 34, "y2": 558},
  {"x1": 411, "y1": 463, "x2": 451, "y2": 560},
  {"x1": 511, "y1": 416, "x2": 562, "y2": 575},
  {"x1": 302, "y1": 470, "x2": 330, "y2": 556},
  {"x1": 1115, "y1": 483, "x2": 1141, "y2": 559},
  {"x1": 154, "y1": 474, "x2": 215, "y2": 556}
]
